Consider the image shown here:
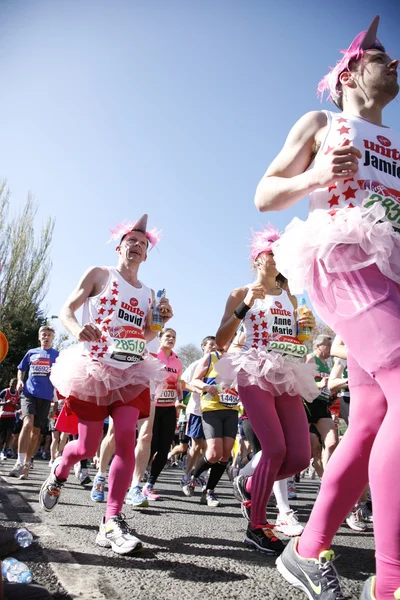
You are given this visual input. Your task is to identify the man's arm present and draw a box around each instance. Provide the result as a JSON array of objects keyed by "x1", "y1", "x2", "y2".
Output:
[
  {"x1": 254, "y1": 111, "x2": 361, "y2": 212},
  {"x1": 191, "y1": 354, "x2": 219, "y2": 396},
  {"x1": 60, "y1": 267, "x2": 106, "y2": 342},
  {"x1": 16, "y1": 370, "x2": 25, "y2": 393}
]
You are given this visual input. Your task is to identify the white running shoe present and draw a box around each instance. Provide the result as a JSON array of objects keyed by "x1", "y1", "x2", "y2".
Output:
[
  {"x1": 95, "y1": 513, "x2": 143, "y2": 554},
  {"x1": 275, "y1": 510, "x2": 304, "y2": 537},
  {"x1": 8, "y1": 462, "x2": 25, "y2": 478},
  {"x1": 346, "y1": 506, "x2": 367, "y2": 532}
]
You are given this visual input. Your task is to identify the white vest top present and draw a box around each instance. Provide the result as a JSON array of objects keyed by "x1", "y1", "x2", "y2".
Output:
[
  {"x1": 242, "y1": 289, "x2": 296, "y2": 351},
  {"x1": 309, "y1": 111, "x2": 400, "y2": 229},
  {"x1": 82, "y1": 267, "x2": 152, "y2": 369}
]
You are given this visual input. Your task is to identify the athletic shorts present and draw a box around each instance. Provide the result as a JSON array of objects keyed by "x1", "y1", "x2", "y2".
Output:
[
  {"x1": 65, "y1": 388, "x2": 151, "y2": 422},
  {"x1": 0, "y1": 418, "x2": 16, "y2": 434},
  {"x1": 186, "y1": 414, "x2": 205, "y2": 440},
  {"x1": 21, "y1": 394, "x2": 51, "y2": 431},
  {"x1": 201, "y1": 409, "x2": 238, "y2": 440},
  {"x1": 178, "y1": 421, "x2": 189, "y2": 445},
  {"x1": 303, "y1": 398, "x2": 331, "y2": 425}
]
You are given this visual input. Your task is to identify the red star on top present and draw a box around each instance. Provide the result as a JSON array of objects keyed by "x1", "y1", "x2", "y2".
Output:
[
  {"x1": 91, "y1": 345, "x2": 99, "y2": 352},
  {"x1": 253, "y1": 324, "x2": 259, "y2": 331},
  {"x1": 101, "y1": 336, "x2": 108, "y2": 343},
  {"x1": 98, "y1": 307, "x2": 105, "y2": 315},
  {"x1": 108, "y1": 309, "x2": 114, "y2": 316},
  {"x1": 112, "y1": 281, "x2": 118, "y2": 288},
  {"x1": 110, "y1": 298, "x2": 117, "y2": 306},
  {"x1": 112, "y1": 288, "x2": 118, "y2": 296},
  {"x1": 328, "y1": 194, "x2": 340, "y2": 208},
  {"x1": 348, "y1": 203, "x2": 355, "y2": 208},
  {"x1": 253, "y1": 332, "x2": 260, "y2": 339},
  {"x1": 337, "y1": 117, "x2": 348, "y2": 124},
  {"x1": 97, "y1": 352, "x2": 105, "y2": 358},
  {"x1": 250, "y1": 314, "x2": 256, "y2": 322},
  {"x1": 343, "y1": 186, "x2": 357, "y2": 201},
  {"x1": 258, "y1": 310, "x2": 265, "y2": 318},
  {"x1": 102, "y1": 344, "x2": 108, "y2": 351},
  {"x1": 261, "y1": 321, "x2": 268, "y2": 329},
  {"x1": 343, "y1": 177, "x2": 354, "y2": 184},
  {"x1": 338, "y1": 125, "x2": 351, "y2": 136},
  {"x1": 252, "y1": 344, "x2": 258, "y2": 349},
  {"x1": 342, "y1": 138, "x2": 353, "y2": 146},
  {"x1": 100, "y1": 297, "x2": 107, "y2": 305},
  {"x1": 262, "y1": 331, "x2": 269, "y2": 339},
  {"x1": 95, "y1": 318, "x2": 102, "y2": 324},
  {"x1": 261, "y1": 338, "x2": 268, "y2": 346},
  {"x1": 324, "y1": 145, "x2": 333, "y2": 155},
  {"x1": 328, "y1": 184, "x2": 337, "y2": 192}
]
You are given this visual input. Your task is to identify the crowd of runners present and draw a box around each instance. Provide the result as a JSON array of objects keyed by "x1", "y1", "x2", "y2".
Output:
[{"x1": 1, "y1": 14, "x2": 400, "y2": 600}]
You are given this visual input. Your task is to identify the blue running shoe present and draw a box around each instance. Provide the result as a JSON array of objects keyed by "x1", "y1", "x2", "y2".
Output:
[
  {"x1": 91, "y1": 475, "x2": 106, "y2": 502},
  {"x1": 126, "y1": 485, "x2": 149, "y2": 508}
]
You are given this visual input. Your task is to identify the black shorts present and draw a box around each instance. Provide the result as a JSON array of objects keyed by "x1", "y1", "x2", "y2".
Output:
[
  {"x1": 0, "y1": 418, "x2": 16, "y2": 435},
  {"x1": 13, "y1": 420, "x2": 23, "y2": 435},
  {"x1": 21, "y1": 394, "x2": 51, "y2": 431},
  {"x1": 201, "y1": 410, "x2": 238, "y2": 440},
  {"x1": 303, "y1": 398, "x2": 331, "y2": 425},
  {"x1": 178, "y1": 421, "x2": 189, "y2": 444}
]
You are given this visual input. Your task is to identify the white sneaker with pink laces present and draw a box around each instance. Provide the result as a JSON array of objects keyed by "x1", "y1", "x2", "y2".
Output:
[
  {"x1": 275, "y1": 510, "x2": 304, "y2": 537},
  {"x1": 142, "y1": 483, "x2": 161, "y2": 501}
]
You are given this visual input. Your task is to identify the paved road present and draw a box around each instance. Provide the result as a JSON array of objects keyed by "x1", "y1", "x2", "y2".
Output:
[{"x1": 0, "y1": 459, "x2": 375, "y2": 600}]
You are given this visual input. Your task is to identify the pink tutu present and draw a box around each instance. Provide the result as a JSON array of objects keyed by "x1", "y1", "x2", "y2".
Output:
[
  {"x1": 272, "y1": 204, "x2": 400, "y2": 295},
  {"x1": 50, "y1": 344, "x2": 167, "y2": 406},
  {"x1": 215, "y1": 350, "x2": 319, "y2": 402}
]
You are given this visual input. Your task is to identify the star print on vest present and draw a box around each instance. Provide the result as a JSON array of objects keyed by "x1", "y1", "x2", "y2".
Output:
[{"x1": 89, "y1": 280, "x2": 119, "y2": 359}]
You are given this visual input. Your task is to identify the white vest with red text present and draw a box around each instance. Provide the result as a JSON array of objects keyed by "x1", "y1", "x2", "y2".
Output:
[
  {"x1": 242, "y1": 290, "x2": 296, "y2": 351},
  {"x1": 310, "y1": 111, "x2": 400, "y2": 229},
  {"x1": 82, "y1": 267, "x2": 152, "y2": 369}
]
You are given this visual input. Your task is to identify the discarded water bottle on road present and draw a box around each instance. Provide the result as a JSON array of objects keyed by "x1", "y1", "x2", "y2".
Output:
[
  {"x1": 15, "y1": 527, "x2": 33, "y2": 548},
  {"x1": 2, "y1": 557, "x2": 33, "y2": 583}
]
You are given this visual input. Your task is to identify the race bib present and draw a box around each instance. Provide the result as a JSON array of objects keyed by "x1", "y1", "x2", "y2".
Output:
[
  {"x1": 31, "y1": 358, "x2": 51, "y2": 377},
  {"x1": 267, "y1": 335, "x2": 307, "y2": 362},
  {"x1": 219, "y1": 389, "x2": 239, "y2": 408},
  {"x1": 109, "y1": 326, "x2": 146, "y2": 364},
  {"x1": 319, "y1": 386, "x2": 331, "y2": 402},
  {"x1": 157, "y1": 389, "x2": 177, "y2": 404}
]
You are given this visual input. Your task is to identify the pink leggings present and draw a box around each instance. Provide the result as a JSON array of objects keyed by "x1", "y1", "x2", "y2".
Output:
[
  {"x1": 238, "y1": 386, "x2": 310, "y2": 529},
  {"x1": 56, "y1": 405, "x2": 139, "y2": 522},
  {"x1": 299, "y1": 261, "x2": 400, "y2": 600}
]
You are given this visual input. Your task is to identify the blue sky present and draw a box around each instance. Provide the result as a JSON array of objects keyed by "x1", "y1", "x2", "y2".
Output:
[{"x1": 0, "y1": 0, "x2": 399, "y2": 350}]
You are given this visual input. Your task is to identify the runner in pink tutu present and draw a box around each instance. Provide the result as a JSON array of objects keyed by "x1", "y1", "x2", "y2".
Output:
[
  {"x1": 215, "y1": 225, "x2": 318, "y2": 556},
  {"x1": 38, "y1": 214, "x2": 173, "y2": 555},
  {"x1": 254, "y1": 15, "x2": 400, "y2": 600}
]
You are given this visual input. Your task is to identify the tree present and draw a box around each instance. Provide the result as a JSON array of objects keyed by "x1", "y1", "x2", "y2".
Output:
[
  {"x1": 0, "y1": 184, "x2": 55, "y2": 386},
  {"x1": 176, "y1": 343, "x2": 202, "y2": 370},
  {"x1": 311, "y1": 319, "x2": 336, "y2": 343}
]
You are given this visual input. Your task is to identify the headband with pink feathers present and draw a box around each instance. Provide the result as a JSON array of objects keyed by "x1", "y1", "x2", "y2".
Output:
[
  {"x1": 249, "y1": 224, "x2": 281, "y2": 261},
  {"x1": 318, "y1": 15, "x2": 385, "y2": 104},
  {"x1": 108, "y1": 214, "x2": 162, "y2": 250}
]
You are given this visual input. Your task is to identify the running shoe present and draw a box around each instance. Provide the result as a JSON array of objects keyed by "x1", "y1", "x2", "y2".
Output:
[
  {"x1": 0, "y1": 451, "x2": 7, "y2": 461},
  {"x1": 125, "y1": 485, "x2": 149, "y2": 508},
  {"x1": 182, "y1": 477, "x2": 196, "y2": 497},
  {"x1": 346, "y1": 506, "x2": 367, "y2": 532},
  {"x1": 309, "y1": 464, "x2": 317, "y2": 480},
  {"x1": 142, "y1": 483, "x2": 160, "y2": 501},
  {"x1": 7, "y1": 462, "x2": 25, "y2": 478},
  {"x1": 233, "y1": 475, "x2": 251, "y2": 503},
  {"x1": 200, "y1": 489, "x2": 220, "y2": 507},
  {"x1": 78, "y1": 468, "x2": 92, "y2": 486},
  {"x1": 276, "y1": 537, "x2": 347, "y2": 599},
  {"x1": 19, "y1": 462, "x2": 30, "y2": 480},
  {"x1": 95, "y1": 513, "x2": 143, "y2": 555},
  {"x1": 227, "y1": 465, "x2": 240, "y2": 482},
  {"x1": 48, "y1": 459, "x2": 54, "y2": 468},
  {"x1": 287, "y1": 480, "x2": 297, "y2": 500},
  {"x1": 91, "y1": 475, "x2": 106, "y2": 502},
  {"x1": 39, "y1": 456, "x2": 65, "y2": 512},
  {"x1": 241, "y1": 499, "x2": 252, "y2": 521},
  {"x1": 275, "y1": 511, "x2": 304, "y2": 537},
  {"x1": 73, "y1": 462, "x2": 81, "y2": 482},
  {"x1": 245, "y1": 524, "x2": 284, "y2": 555},
  {"x1": 359, "y1": 503, "x2": 373, "y2": 523}
]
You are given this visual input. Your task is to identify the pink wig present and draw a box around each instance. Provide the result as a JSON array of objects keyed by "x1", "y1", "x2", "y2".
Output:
[
  {"x1": 318, "y1": 16, "x2": 385, "y2": 104},
  {"x1": 249, "y1": 224, "x2": 281, "y2": 261},
  {"x1": 108, "y1": 221, "x2": 162, "y2": 250}
]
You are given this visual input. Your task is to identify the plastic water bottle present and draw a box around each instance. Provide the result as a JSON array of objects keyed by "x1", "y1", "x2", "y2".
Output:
[
  {"x1": 2, "y1": 557, "x2": 33, "y2": 584},
  {"x1": 150, "y1": 289, "x2": 165, "y2": 332},
  {"x1": 297, "y1": 297, "x2": 311, "y2": 342},
  {"x1": 15, "y1": 528, "x2": 33, "y2": 548}
]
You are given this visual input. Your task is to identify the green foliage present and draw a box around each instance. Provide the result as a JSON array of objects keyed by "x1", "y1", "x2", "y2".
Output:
[{"x1": 0, "y1": 184, "x2": 55, "y2": 387}]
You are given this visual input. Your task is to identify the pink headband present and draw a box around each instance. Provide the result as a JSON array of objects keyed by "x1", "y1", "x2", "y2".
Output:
[
  {"x1": 108, "y1": 220, "x2": 162, "y2": 250},
  {"x1": 318, "y1": 15, "x2": 385, "y2": 103},
  {"x1": 249, "y1": 224, "x2": 281, "y2": 260}
]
